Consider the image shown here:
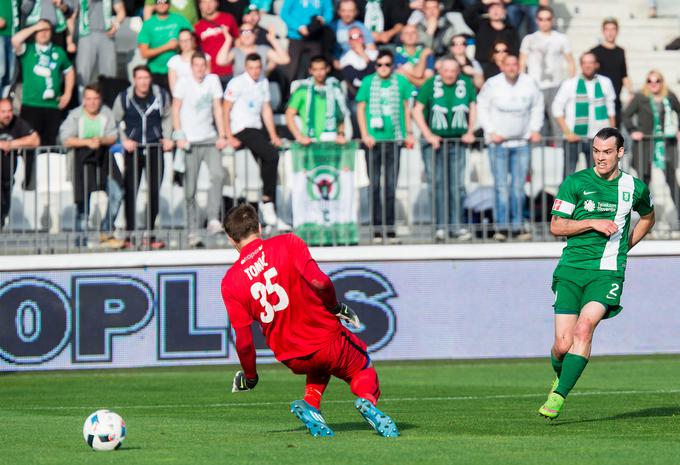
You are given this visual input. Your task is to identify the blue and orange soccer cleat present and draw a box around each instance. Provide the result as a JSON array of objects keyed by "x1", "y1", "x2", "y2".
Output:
[
  {"x1": 290, "y1": 400, "x2": 334, "y2": 437},
  {"x1": 354, "y1": 398, "x2": 400, "y2": 437}
]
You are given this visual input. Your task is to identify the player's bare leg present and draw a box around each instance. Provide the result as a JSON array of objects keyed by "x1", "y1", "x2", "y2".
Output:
[
  {"x1": 350, "y1": 366, "x2": 399, "y2": 437},
  {"x1": 549, "y1": 314, "x2": 577, "y2": 391},
  {"x1": 540, "y1": 303, "x2": 606, "y2": 419},
  {"x1": 290, "y1": 372, "x2": 334, "y2": 437}
]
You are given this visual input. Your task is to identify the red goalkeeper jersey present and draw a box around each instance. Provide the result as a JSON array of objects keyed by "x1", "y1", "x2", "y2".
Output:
[{"x1": 221, "y1": 234, "x2": 341, "y2": 362}]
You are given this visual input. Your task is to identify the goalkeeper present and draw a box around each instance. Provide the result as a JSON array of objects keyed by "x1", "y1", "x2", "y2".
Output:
[{"x1": 221, "y1": 204, "x2": 399, "y2": 438}]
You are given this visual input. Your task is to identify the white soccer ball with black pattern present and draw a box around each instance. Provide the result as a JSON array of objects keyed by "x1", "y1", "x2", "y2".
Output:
[{"x1": 83, "y1": 410, "x2": 126, "y2": 451}]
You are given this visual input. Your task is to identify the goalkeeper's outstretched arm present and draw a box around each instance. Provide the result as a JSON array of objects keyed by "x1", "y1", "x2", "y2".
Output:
[{"x1": 232, "y1": 325, "x2": 258, "y2": 392}]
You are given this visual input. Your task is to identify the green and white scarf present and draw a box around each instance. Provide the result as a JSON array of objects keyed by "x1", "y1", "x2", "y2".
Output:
[
  {"x1": 573, "y1": 76, "x2": 608, "y2": 137},
  {"x1": 79, "y1": 0, "x2": 113, "y2": 37},
  {"x1": 364, "y1": 0, "x2": 384, "y2": 33},
  {"x1": 368, "y1": 73, "x2": 403, "y2": 140},
  {"x1": 302, "y1": 76, "x2": 346, "y2": 138},
  {"x1": 395, "y1": 45, "x2": 424, "y2": 66},
  {"x1": 10, "y1": 0, "x2": 20, "y2": 35},
  {"x1": 429, "y1": 75, "x2": 469, "y2": 134},
  {"x1": 650, "y1": 96, "x2": 677, "y2": 169},
  {"x1": 27, "y1": 0, "x2": 67, "y2": 33},
  {"x1": 34, "y1": 43, "x2": 57, "y2": 97}
]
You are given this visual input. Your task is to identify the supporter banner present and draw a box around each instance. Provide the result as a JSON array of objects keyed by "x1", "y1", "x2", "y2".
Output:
[
  {"x1": 290, "y1": 142, "x2": 359, "y2": 246},
  {"x1": 1, "y1": 256, "x2": 679, "y2": 372}
]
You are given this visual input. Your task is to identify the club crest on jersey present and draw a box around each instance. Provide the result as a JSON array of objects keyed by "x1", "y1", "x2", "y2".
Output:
[{"x1": 622, "y1": 191, "x2": 630, "y2": 202}]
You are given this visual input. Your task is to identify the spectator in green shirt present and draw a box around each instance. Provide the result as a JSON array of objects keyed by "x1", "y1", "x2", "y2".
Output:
[
  {"x1": 356, "y1": 49, "x2": 414, "y2": 243},
  {"x1": 12, "y1": 19, "x2": 75, "y2": 189},
  {"x1": 413, "y1": 57, "x2": 477, "y2": 242},
  {"x1": 285, "y1": 55, "x2": 348, "y2": 145},
  {"x1": 144, "y1": 0, "x2": 198, "y2": 25},
  {"x1": 0, "y1": 0, "x2": 19, "y2": 94},
  {"x1": 138, "y1": 0, "x2": 193, "y2": 91}
]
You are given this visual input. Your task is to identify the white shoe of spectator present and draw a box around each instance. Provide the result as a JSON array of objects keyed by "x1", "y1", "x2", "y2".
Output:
[
  {"x1": 188, "y1": 233, "x2": 204, "y2": 248},
  {"x1": 493, "y1": 231, "x2": 507, "y2": 242},
  {"x1": 206, "y1": 219, "x2": 224, "y2": 236},
  {"x1": 453, "y1": 228, "x2": 472, "y2": 241},
  {"x1": 260, "y1": 201, "x2": 292, "y2": 231},
  {"x1": 514, "y1": 231, "x2": 533, "y2": 241},
  {"x1": 435, "y1": 229, "x2": 446, "y2": 242}
]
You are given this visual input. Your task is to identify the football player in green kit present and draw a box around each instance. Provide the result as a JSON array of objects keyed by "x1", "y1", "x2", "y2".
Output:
[{"x1": 539, "y1": 127, "x2": 655, "y2": 419}]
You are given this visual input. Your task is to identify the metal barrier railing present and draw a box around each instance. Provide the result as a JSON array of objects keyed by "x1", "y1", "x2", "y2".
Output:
[{"x1": 0, "y1": 135, "x2": 677, "y2": 254}]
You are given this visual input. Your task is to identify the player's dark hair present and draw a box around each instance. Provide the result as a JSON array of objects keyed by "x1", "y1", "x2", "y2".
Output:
[
  {"x1": 224, "y1": 203, "x2": 260, "y2": 243},
  {"x1": 245, "y1": 52, "x2": 262, "y2": 63},
  {"x1": 594, "y1": 127, "x2": 624, "y2": 150}
]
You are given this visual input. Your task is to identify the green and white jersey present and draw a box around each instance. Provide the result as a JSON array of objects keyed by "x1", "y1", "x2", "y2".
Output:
[{"x1": 551, "y1": 168, "x2": 653, "y2": 274}]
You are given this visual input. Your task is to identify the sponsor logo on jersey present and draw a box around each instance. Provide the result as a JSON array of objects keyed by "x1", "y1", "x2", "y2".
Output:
[
  {"x1": 597, "y1": 202, "x2": 617, "y2": 213},
  {"x1": 583, "y1": 199, "x2": 595, "y2": 212},
  {"x1": 622, "y1": 191, "x2": 630, "y2": 202}
]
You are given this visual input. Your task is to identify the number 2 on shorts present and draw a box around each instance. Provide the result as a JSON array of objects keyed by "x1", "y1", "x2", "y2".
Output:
[{"x1": 606, "y1": 283, "x2": 620, "y2": 300}]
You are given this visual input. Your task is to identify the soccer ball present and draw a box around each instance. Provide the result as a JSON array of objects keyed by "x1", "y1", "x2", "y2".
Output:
[{"x1": 83, "y1": 410, "x2": 126, "y2": 451}]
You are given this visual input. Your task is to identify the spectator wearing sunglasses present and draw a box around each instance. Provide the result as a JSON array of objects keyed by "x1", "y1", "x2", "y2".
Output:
[
  {"x1": 356, "y1": 49, "x2": 415, "y2": 243},
  {"x1": 519, "y1": 6, "x2": 575, "y2": 138},
  {"x1": 623, "y1": 70, "x2": 680, "y2": 215},
  {"x1": 332, "y1": 0, "x2": 375, "y2": 68},
  {"x1": 446, "y1": 34, "x2": 484, "y2": 88},
  {"x1": 340, "y1": 27, "x2": 378, "y2": 98},
  {"x1": 463, "y1": 0, "x2": 519, "y2": 70},
  {"x1": 482, "y1": 39, "x2": 509, "y2": 80}
]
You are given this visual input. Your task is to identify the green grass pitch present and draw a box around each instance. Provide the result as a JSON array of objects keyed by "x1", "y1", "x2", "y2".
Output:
[{"x1": 2, "y1": 356, "x2": 679, "y2": 465}]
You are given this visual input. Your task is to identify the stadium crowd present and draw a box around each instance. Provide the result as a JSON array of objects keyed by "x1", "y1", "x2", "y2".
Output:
[{"x1": 0, "y1": 0, "x2": 678, "y2": 248}]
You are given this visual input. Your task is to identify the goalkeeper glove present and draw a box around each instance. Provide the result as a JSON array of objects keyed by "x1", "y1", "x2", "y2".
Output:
[
  {"x1": 331, "y1": 302, "x2": 361, "y2": 329},
  {"x1": 232, "y1": 371, "x2": 259, "y2": 393}
]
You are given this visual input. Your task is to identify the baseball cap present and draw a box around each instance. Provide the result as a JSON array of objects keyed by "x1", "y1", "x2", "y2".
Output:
[{"x1": 243, "y1": 4, "x2": 259, "y2": 14}]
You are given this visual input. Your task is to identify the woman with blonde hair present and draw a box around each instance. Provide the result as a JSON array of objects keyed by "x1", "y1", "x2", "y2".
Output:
[{"x1": 623, "y1": 69, "x2": 680, "y2": 214}]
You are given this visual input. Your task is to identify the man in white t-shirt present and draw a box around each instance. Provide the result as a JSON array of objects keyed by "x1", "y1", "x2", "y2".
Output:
[
  {"x1": 172, "y1": 51, "x2": 229, "y2": 246},
  {"x1": 519, "y1": 6, "x2": 575, "y2": 138},
  {"x1": 223, "y1": 52, "x2": 290, "y2": 231}
]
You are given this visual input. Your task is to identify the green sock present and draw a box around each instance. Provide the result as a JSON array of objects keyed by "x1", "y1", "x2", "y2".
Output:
[
  {"x1": 551, "y1": 354, "x2": 563, "y2": 378},
  {"x1": 555, "y1": 353, "x2": 588, "y2": 398}
]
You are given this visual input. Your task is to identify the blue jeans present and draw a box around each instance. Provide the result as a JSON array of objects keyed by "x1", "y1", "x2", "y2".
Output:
[
  {"x1": 506, "y1": 4, "x2": 538, "y2": 35},
  {"x1": 76, "y1": 177, "x2": 124, "y2": 233},
  {"x1": 488, "y1": 143, "x2": 530, "y2": 231},
  {"x1": 0, "y1": 35, "x2": 14, "y2": 95},
  {"x1": 422, "y1": 140, "x2": 466, "y2": 228}
]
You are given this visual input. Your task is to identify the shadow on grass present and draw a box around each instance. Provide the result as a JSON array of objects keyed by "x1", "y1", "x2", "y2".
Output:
[
  {"x1": 553, "y1": 406, "x2": 680, "y2": 426},
  {"x1": 267, "y1": 422, "x2": 416, "y2": 434}
]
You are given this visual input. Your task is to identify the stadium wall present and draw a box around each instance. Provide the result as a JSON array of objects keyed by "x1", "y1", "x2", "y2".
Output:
[{"x1": 2, "y1": 242, "x2": 680, "y2": 371}]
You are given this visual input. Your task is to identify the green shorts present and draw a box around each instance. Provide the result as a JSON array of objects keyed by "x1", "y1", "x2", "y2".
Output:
[{"x1": 551, "y1": 265, "x2": 625, "y2": 319}]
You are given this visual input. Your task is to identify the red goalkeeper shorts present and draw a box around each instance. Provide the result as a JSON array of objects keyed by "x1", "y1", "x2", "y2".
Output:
[{"x1": 283, "y1": 327, "x2": 370, "y2": 381}]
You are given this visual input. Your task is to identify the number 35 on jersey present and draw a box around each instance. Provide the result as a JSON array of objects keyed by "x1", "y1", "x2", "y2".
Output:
[{"x1": 250, "y1": 268, "x2": 289, "y2": 323}]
